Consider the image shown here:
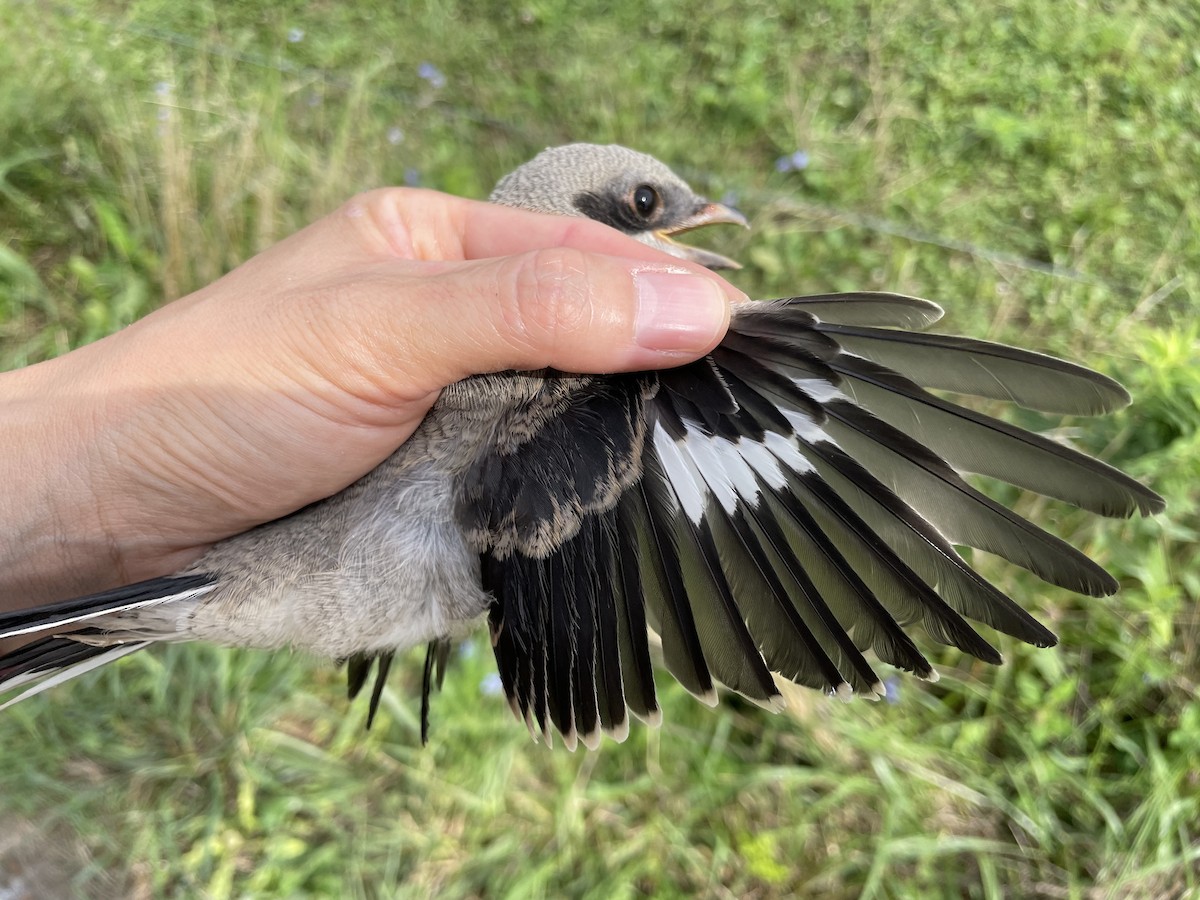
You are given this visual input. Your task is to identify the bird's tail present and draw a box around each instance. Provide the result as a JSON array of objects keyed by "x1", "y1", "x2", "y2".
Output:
[{"x1": 0, "y1": 574, "x2": 216, "y2": 708}]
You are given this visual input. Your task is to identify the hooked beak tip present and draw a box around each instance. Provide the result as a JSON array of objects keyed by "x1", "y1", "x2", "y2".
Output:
[{"x1": 652, "y1": 200, "x2": 748, "y2": 270}]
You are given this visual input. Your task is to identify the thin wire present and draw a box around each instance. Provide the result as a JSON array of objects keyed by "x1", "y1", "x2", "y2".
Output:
[{"x1": 761, "y1": 196, "x2": 1115, "y2": 287}]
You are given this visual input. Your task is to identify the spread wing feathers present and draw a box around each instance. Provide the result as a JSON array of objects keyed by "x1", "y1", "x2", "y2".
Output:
[
  {"x1": 469, "y1": 293, "x2": 1160, "y2": 748},
  {"x1": 485, "y1": 511, "x2": 626, "y2": 749},
  {"x1": 825, "y1": 351, "x2": 1164, "y2": 518},
  {"x1": 815, "y1": 321, "x2": 1131, "y2": 416},
  {"x1": 0, "y1": 574, "x2": 217, "y2": 706}
]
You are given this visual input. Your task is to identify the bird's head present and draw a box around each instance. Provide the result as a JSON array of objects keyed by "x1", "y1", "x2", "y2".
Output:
[{"x1": 489, "y1": 143, "x2": 748, "y2": 269}]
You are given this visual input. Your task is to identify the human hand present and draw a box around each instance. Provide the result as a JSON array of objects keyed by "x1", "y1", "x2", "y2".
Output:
[{"x1": 0, "y1": 188, "x2": 745, "y2": 608}]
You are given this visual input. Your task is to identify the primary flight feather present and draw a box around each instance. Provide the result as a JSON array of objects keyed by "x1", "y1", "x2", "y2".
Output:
[{"x1": 0, "y1": 144, "x2": 1163, "y2": 750}]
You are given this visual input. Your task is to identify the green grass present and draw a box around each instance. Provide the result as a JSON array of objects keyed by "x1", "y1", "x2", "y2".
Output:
[{"x1": 1, "y1": 0, "x2": 1197, "y2": 896}]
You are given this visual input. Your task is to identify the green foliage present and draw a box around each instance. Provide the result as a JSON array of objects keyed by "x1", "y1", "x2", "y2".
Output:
[{"x1": 1, "y1": 0, "x2": 1197, "y2": 897}]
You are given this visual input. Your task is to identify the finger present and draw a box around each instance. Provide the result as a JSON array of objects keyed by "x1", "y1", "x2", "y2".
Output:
[
  {"x1": 299, "y1": 247, "x2": 739, "y2": 404},
  {"x1": 243, "y1": 188, "x2": 742, "y2": 294},
  {"x1": 364, "y1": 188, "x2": 716, "y2": 267}
]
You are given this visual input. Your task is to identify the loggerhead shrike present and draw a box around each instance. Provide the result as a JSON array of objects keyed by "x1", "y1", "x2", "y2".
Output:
[{"x1": 0, "y1": 144, "x2": 1163, "y2": 749}]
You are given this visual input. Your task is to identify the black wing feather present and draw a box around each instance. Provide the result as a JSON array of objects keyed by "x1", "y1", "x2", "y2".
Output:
[
  {"x1": 829, "y1": 352, "x2": 1163, "y2": 516},
  {"x1": 457, "y1": 293, "x2": 1159, "y2": 748},
  {"x1": 632, "y1": 457, "x2": 717, "y2": 701}
]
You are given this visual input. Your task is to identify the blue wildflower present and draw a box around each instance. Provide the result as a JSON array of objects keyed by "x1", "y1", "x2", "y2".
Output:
[
  {"x1": 480, "y1": 672, "x2": 504, "y2": 696},
  {"x1": 417, "y1": 61, "x2": 447, "y2": 89},
  {"x1": 774, "y1": 149, "x2": 811, "y2": 173},
  {"x1": 404, "y1": 168, "x2": 422, "y2": 187},
  {"x1": 287, "y1": 27, "x2": 305, "y2": 43},
  {"x1": 884, "y1": 676, "x2": 901, "y2": 705}
]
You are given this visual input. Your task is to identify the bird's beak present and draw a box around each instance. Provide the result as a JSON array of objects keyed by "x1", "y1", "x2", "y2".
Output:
[{"x1": 650, "y1": 201, "x2": 749, "y2": 270}]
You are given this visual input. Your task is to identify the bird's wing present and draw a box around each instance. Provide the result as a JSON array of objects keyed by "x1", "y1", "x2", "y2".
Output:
[{"x1": 463, "y1": 292, "x2": 1162, "y2": 750}]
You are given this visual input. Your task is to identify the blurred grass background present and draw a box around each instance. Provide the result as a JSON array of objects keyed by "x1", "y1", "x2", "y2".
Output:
[{"x1": 1, "y1": 0, "x2": 1198, "y2": 897}]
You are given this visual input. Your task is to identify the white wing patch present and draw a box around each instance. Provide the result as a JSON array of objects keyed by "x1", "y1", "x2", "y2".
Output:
[
  {"x1": 653, "y1": 422, "x2": 707, "y2": 524},
  {"x1": 680, "y1": 430, "x2": 756, "y2": 514},
  {"x1": 654, "y1": 375, "x2": 836, "y2": 522}
]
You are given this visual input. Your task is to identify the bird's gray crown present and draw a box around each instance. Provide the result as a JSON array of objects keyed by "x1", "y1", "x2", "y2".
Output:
[{"x1": 489, "y1": 143, "x2": 700, "y2": 227}]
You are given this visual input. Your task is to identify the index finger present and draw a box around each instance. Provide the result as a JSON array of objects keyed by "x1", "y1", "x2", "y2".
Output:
[{"x1": 234, "y1": 187, "x2": 742, "y2": 298}]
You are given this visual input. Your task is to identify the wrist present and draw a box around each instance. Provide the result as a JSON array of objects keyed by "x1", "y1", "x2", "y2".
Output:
[{"x1": 0, "y1": 359, "x2": 103, "y2": 605}]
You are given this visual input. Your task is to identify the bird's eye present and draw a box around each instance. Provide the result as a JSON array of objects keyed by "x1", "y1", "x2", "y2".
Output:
[{"x1": 632, "y1": 185, "x2": 660, "y2": 219}]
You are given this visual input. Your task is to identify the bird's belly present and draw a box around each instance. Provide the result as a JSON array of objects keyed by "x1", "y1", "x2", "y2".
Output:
[
  {"x1": 319, "y1": 467, "x2": 489, "y2": 656},
  {"x1": 182, "y1": 461, "x2": 489, "y2": 659}
]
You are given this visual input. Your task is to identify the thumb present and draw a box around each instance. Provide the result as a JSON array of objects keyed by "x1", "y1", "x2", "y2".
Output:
[{"x1": 359, "y1": 247, "x2": 742, "y2": 396}]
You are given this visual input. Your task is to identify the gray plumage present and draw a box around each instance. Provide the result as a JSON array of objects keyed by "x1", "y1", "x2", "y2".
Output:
[
  {"x1": 491, "y1": 144, "x2": 690, "y2": 215},
  {"x1": 492, "y1": 143, "x2": 749, "y2": 269},
  {"x1": 0, "y1": 144, "x2": 1163, "y2": 750}
]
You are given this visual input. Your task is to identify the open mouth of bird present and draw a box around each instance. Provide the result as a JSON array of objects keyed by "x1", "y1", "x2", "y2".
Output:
[{"x1": 650, "y1": 202, "x2": 749, "y2": 270}]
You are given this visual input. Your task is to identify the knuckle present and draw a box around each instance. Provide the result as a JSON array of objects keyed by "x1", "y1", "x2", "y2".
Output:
[
  {"x1": 343, "y1": 187, "x2": 409, "y2": 223},
  {"x1": 498, "y1": 247, "x2": 594, "y2": 353},
  {"x1": 342, "y1": 187, "x2": 460, "y2": 260}
]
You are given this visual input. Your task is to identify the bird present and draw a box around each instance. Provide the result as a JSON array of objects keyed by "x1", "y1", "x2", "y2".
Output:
[{"x1": 0, "y1": 143, "x2": 1164, "y2": 750}]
